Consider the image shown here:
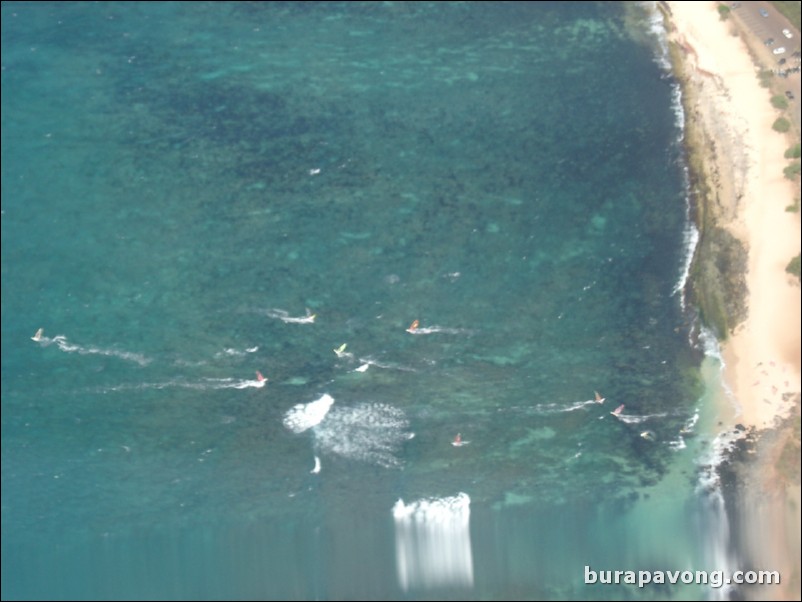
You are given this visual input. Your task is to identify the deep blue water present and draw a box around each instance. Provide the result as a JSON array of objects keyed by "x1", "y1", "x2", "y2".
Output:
[{"x1": 2, "y1": 2, "x2": 720, "y2": 600}]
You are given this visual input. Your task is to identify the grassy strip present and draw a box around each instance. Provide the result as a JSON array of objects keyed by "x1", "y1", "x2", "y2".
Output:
[{"x1": 770, "y1": 1, "x2": 802, "y2": 32}]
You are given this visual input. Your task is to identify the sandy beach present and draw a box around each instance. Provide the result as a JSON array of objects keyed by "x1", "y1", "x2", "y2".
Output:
[
  {"x1": 667, "y1": 1, "x2": 800, "y2": 598},
  {"x1": 668, "y1": 0, "x2": 800, "y2": 429}
]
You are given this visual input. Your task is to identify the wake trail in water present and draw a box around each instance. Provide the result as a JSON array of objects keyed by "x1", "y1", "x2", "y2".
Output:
[
  {"x1": 407, "y1": 326, "x2": 472, "y2": 335},
  {"x1": 214, "y1": 346, "x2": 259, "y2": 358},
  {"x1": 612, "y1": 412, "x2": 668, "y2": 425},
  {"x1": 405, "y1": 320, "x2": 472, "y2": 336},
  {"x1": 31, "y1": 329, "x2": 151, "y2": 366},
  {"x1": 495, "y1": 397, "x2": 604, "y2": 415},
  {"x1": 257, "y1": 307, "x2": 316, "y2": 324},
  {"x1": 100, "y1": 375, "x2": 267, "y2": 392}
]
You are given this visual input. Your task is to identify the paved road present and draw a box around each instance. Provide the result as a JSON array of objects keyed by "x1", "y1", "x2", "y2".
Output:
[{"x1": 729, "y1": 1, "x2": 801, "y2": 131}]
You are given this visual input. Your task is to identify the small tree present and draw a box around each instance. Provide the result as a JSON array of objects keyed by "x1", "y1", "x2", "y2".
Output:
[
  {"x1": 785, "y1": 143, "x2": 801, "y2": 159},
  {"x1": 786, "y1": 255, "x2": 801, "y2": 279},
  {"x1": 771, "y1": 95, "x2": 790, "y2": 110},
  {"x1": 718, "y1": 4, "x2": 731, "y2": 20},
  {"x1": 773, "y1": 117, "x2": 791, "y2": 133},
  {"x1": 783, "y1": 162, "x2": 801, "y2": 179}
]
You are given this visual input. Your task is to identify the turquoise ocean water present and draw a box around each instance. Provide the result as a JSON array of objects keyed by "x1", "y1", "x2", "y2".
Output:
[{"x1": 2, "y1": 2, "x2": 729, "y2": 600}]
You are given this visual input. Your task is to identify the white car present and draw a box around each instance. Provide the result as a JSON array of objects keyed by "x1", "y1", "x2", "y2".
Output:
[
  {"x1": 782, "y1": 29, "x2": 793, "y2": 39},
  {"x1": 773, "y1": 46, "x2": 786, "y2": 55}
]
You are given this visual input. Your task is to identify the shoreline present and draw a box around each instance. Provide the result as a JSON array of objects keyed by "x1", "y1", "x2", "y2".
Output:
[{"x1": 664, "y1": 1, "x2": 800, "y2": 599}]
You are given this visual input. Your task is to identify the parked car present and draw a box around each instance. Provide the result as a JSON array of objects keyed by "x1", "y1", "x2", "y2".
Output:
[
  {"x1": 759, "y1": 8, "x2": 769, "y2": 17},
  {"x1": 772, "y1": 47, "x2": 786, "y2": 55},
  {"x1": 781, "y1": 29, "x2": 793, "y2": 39},
  {"x1": 764, "y1": 37, "x2": 775, "y2": 46}
]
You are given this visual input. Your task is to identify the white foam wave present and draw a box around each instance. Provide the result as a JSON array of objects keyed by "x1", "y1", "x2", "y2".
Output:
[
  {"x1": 697, "y1": 325, "x2": 741, "y2": 418},
  {"x1": 668, "y1": 435, "x2": 687, "y2": 451},
  {"x1": 34, "y1": 334, "x2": 151, "y2": 366},
  {"x1": 645, "y1": 1, "x2": 672, "y2": 72},
  {"x1": 672, "y1": 214, "x2": 699, "y2": 306},
  {"x1": 282, "y1": 395, "x2": 413, "y2": 468},
  {"x1": 698, "y1": 325, "x2": 723, "y2": 362},
  {"x1": 216, "y1": 346, "x2": 259, "y2": 357},
  {"x1": 313, "y1": 402, "x2": 414, "y2": 468},
  {"x1": 668, "y1": 407, "x2": 700, "y2": 450},
  {"x1": 671, "y1": 81, "x2": 685, "y2": 138},
  {"x1": 681, "y1": 409, "x2": 700, "y2": 434},
  {"x1": 393, "y1": 493, "x2": 473, "y2": 591},
  {"x1": 652, "y1": 0, "x2": 696, "y2": 311},
  {"x1": 615, "y1": 412, "x2": 668, "y2": 424},
  {"x1": 282, "y1": 393, "x2": 335, "y2": 433},
  {"x1": 671, "y1": 154, "x2": 698, "y2": 309},
  {"x1": 696, "y1": 431, "x2": 742, "y2": 600}
]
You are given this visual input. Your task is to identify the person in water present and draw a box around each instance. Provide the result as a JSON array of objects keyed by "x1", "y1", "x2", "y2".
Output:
[{"x1": 452, "y1": 433, "x2": 470, "y2": 447}]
